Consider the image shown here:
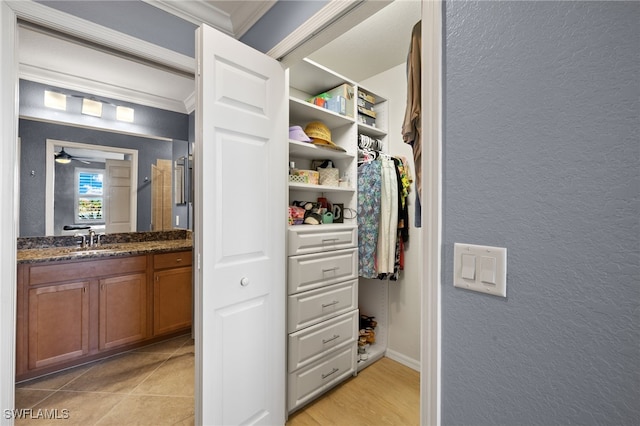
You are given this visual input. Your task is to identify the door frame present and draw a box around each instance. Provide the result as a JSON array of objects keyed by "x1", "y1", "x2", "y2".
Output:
[
  {"x1": 0, "y1": 1, "x2": 443, "y2": 425},
  {"x1": 419, "y1": 2, "x2": 443, "y2": 425}
]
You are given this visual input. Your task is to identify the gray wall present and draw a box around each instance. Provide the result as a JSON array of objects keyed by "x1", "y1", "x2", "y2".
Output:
[{"x1": 442, "y1": 2, "x2": 639, "y2": 425}]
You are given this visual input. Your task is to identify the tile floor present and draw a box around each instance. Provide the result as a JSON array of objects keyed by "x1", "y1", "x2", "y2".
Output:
[{"x1": 14, "y1": 334, "x2": 194, "y2": 425}]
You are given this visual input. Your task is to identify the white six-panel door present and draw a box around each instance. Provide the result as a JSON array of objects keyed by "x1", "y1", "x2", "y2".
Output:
[{"x1": 195, "y1": 24, "x2": 287, "y2": 425}]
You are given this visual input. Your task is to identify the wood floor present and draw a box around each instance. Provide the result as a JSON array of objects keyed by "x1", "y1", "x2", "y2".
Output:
[{"x1": 286, "y1": 357, "x2": 420, "y2": 426}]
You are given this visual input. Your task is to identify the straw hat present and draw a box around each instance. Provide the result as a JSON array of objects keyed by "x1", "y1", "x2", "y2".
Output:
[{"x1": 304, "y1": 121, "x2": 346, "y2": 152}]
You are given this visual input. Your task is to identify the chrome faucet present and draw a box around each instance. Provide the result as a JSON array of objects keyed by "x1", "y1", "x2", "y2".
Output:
[
  {"x1": 88, "y1": 229, "x2": 96, "y2": 247},
  {"x1": 74, "y1": 233, "x2": 87, "y2": 248}
]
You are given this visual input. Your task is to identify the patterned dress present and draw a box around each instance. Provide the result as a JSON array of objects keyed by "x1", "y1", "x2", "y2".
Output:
[{"x1": 357, "y1": 161, "x2": 382, "y2": 278}]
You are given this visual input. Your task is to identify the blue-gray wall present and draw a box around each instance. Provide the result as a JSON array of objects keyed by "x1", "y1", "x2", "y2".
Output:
[{"x1": 442, "y1": 2, "x2": 639, "y2": 425}]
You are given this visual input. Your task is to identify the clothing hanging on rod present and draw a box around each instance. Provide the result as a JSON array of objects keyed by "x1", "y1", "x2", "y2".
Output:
[
  {"x1": 402, "y1": 20, "x2": 422, "y2": 228},
  {"x1": 357, "y1": 154, "x2": 413, "y2": 281}
]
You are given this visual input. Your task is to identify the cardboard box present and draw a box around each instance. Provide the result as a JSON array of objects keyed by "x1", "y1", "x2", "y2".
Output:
[
  {"x1": 357, "y1": 97, "x2": 375, "y2": 110},
  {"x1": 326, "y1": 95, "x2": 346, "y2": 116},
  {"x1": 312, "y1": 83, "x2": 354, "y2": 117},
  {"x1": 358, "y1": 90, "x2": 375, "y2": 104},
  {"x1": 358, "y1": 113, "x2": 376, "y2": 127},
  {"x1": 357, "y1": 106, "x2": 376, "y2": 118}
]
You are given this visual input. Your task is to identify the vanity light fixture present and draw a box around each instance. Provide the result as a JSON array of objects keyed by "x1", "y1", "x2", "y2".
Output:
[
  {"x1": 82, "y1": 98, "x2": 103, "y2": 117},
  {"x1": 116, "y1": 105, "x2": 135, "y2": 123},
  {"x1": 44, "y1": 90, "x2": 67, "y2": 110}
]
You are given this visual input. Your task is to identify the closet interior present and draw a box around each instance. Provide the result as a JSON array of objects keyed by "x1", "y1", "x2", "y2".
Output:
[{"x1": 285, "y1": 0, "x2": 422, "y2": 413}]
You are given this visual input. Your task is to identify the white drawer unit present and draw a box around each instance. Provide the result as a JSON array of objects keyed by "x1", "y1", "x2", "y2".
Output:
[
  {"x1": 287, "y1": 344, "x2": 357, "y2": 410},
  {"x1": 287, "y1": 248, "x2": 357, "y2": 295},
  {"x1": 288, "y1": 310, "x2": 358, "y2": 372},
  {"x1": 288, "y1": 279, "x2": 357, "y2": 332},
  {"x1": 288, "y1": 224, "x2": 357, "y2": 256}
]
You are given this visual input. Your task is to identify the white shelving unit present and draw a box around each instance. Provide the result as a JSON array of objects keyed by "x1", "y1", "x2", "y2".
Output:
[{"x1": 285, "y1": 59, "x2": 390, "y2": 412}]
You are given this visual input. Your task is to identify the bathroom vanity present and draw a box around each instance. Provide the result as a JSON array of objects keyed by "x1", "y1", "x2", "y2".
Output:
[{"x1": 15, "y1": 231, "x2": 193, "y2": 382}]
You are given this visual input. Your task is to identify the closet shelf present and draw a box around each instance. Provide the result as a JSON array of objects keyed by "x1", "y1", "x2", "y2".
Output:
[
  {"x1": 357, "y1": 343, "x2": 386, "y2": 371},
  {"x1": 289, "y1": 98, "x2": 354, "y2": 129},
  {"x1": 357, "y1": 122, "x2": 387, "y2": 138},
  {"x1": 288, "y1": 182, "x2": 355, "y2": 193},
  {"x1": 289, "y1": 140, "x2": 355, "y2": 161}
]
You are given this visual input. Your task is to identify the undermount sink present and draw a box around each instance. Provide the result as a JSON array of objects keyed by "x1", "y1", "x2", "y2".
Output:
[{"x1": 69, "y1": 246, "x2": 120, "y2": 255}]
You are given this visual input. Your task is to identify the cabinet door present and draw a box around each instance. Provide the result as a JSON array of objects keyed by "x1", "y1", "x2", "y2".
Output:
[
  {"x1": 28, "y1": 281, "x2": 90, "y2": 369},
  {"x1": 153, "y1": 266, "x2": 192, "y2": 336},
  {"x1": 99, "y1": 273, "x2": 147, "y2": 350}
]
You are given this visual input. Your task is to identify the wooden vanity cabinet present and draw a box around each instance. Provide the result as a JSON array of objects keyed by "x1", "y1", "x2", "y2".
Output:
[
  {"x1": 16, "y1": 249, "x2": 193, "y2": 381},
  {"x1": 16, "y1": 255, "x2": 148, "y2": 380},
  {"x1": 152, "y1": 250, "x2": 193, "y2": 336},
  {"x1": 27, "y1": 280, "x2": 90, "y2": 370},
  {"x1": 99, "y1": 272, "x2": 148, "y2": 350}
]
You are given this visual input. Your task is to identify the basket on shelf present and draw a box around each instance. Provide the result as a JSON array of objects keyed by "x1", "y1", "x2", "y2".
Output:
[{"x1": 290, "y1": 169, "x2": 319, "y2": 185}]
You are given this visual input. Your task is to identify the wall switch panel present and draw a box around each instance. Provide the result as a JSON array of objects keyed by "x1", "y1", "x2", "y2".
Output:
[{"x1": 454, "y1": 243, "x2": 507, "y2": 297}]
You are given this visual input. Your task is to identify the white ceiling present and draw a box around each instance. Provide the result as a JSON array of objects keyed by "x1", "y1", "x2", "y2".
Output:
[
  {"x1": 17, "y1": 0, "x2": 417, "y2": 114},
  {"x1": 308, "y1": 0, "x2": 421, "y2": 82}
]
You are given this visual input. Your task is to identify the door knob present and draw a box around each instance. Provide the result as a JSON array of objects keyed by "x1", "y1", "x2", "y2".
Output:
[{"x1": 240, "y1": 277, "x2": 250, "y2": 287}]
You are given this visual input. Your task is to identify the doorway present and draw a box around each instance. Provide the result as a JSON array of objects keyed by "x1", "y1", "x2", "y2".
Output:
[{"x1": 1, "y1": 1, "x2": 442, "y2": 424}]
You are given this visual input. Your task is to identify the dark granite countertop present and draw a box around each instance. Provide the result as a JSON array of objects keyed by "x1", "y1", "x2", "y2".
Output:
[{"x1": 17, "y1": 230, "x2": 193, "y2": 264}]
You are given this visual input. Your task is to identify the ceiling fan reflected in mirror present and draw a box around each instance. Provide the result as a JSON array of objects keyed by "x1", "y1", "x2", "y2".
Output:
[{"x1": 54, "y1": 147, "x2": 92, "y2": 164}]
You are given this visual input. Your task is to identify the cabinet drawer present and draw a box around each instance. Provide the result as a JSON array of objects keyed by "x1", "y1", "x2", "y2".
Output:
[
  {"x1": 153, "y1": 250, "x2": 192, "y2": 269},
  {"x1": 288, "y1": 280, "x2": 357, "y2": 333},
  {"x1": 288, "y1": 225, "x2": 357, "y2": 256},
  {"x1": 28, "y1": 256, "x2": 147, "y2": 286},
  {"x1": 288, "y1": 248, "x2": 357, "y2": 295},
  {"x1": 288, "y1": 310, "x2": 358, "y2": 372},
  {"x1": 287, "y1": 344, "x2": 356, "y2": 411}
]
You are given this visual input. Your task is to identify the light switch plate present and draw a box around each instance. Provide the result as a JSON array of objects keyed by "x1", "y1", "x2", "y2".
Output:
[{"x1": 454, "y1": 243, "x2": 507, "y2": 297}]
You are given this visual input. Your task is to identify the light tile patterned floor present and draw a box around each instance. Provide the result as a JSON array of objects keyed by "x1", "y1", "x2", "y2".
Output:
[
  {"x1": 15, "y1": 337, "x2": 418, "y2": 426},
  {"x1": 14, "y1": 335, "x2": 194, "y2": 426}
]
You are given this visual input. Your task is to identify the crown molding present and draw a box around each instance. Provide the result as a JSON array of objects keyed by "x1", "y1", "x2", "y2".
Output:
[
  {"x1": 142, "y1": 0, "x2": 233, "y2": 35},
  {"x1": 8, "y1": 0, "x2": 195, "y2": 74},
  {"x1": 229, "y1": 1, "x2": 277, "y2": 39},
  {"x1": 184, "y1": 90, "x2": 196, "y2": 114}
]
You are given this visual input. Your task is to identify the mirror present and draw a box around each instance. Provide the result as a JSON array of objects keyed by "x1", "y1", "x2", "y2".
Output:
[
  {"x1": 19, "y1": 110, "x2": 192, "y2": 237},
  {"x1": 17, "y1": 24, "x2": 195, "y2": 237}
]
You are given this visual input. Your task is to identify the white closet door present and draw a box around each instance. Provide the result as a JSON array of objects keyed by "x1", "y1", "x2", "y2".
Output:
[{"x1": 195, "y1": 24, "x2": 287, "y2": 425}]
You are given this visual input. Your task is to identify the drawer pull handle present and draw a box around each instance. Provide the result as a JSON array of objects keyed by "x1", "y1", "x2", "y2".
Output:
[
  {"x1": 322, "y1": 334, "x2": 340, "y2": 344},
  {"x1": 322, "y1": 267, "x2": 338, "y2": 273},
  {"x1": 176, "y1": 258, "x2": 182, "y2": 262},
  {"x1": 322, "y1": 300, "x2": 339, "y2": 308},
  {"x1": 322, "y1": 368, "x2": 339, "y2": 380},
  {"x1": 240, "y1": 277, "x2": 250, "y2": 287},
  {"x1": 322, "y1": 238, "x2": 338, "y2": 243}
]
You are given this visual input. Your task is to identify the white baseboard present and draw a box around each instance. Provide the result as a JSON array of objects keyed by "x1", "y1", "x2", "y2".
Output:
[{"x1": 385, "y1": 348, "x2": 420, "y2": 373}]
